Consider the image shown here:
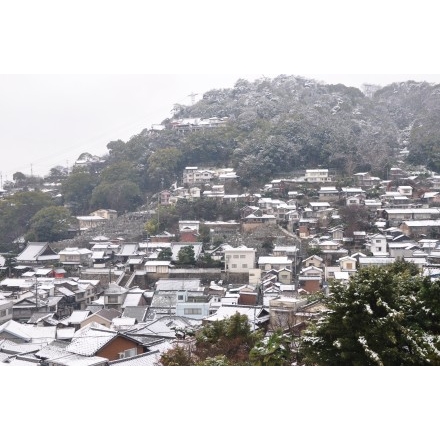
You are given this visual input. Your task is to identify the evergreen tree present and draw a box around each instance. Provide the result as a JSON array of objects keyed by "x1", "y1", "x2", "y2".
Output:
[
  {"x1": 177, "y1": 245, "x2": 196, "y2": 265},
  {"x1": 157, "y1": 247, "x2": 172, "y2": 260},
  {"x1": 298, "y1": 261, "x2": 440, "y2": 366},
  {"x1": 249, "y1": 330, "x2": 294, "y2": 366}
]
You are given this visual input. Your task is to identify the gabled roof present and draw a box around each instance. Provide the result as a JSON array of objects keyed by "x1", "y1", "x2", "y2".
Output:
[
  {"x1": 0, "y1": 320, "x2": 32, "y2": 342},
  {"x1": 136, "y1": 316, "x2": 203, "y2": 338},
  {"x1": 122, "y1": 293, "x2": 144, "y2": 308},
  {"x1": 66, "y1": 323, "x2": 117, "y2": 356},
  {"x1": 60, "y1": 310, "x2": 91, "y2": 325},
  {"x1": 301, "y1": 265, "x2": 323, "y2": 273},
  {"x1": 0, "y1": 320, "x2": 56, "y2": 345},
  {"x1": 122, "y1": 306, "x2": 148, "y2": 322},
  {"x1": 116, "y1": 243, "x2": 139, "y2": 256},
  {"x1": 16, "y1": 242, "x2": 59, "y2": 263},
  {"x1": 108, "y1": 350, "x2": 164, "y2": 366},
  {"x1": 93, "y1": 308, "x2": 121, "y2": 322},
  {"x1": 303, "y1": 255, "x2": 324, "y2": 262}
]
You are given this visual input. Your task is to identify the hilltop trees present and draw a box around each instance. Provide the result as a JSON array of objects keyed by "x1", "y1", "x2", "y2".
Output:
[
  {"x1": 25, "y1": 206, "x2": 77, "y2": 242},
  {"x1": 0, "y1": 190, "x2": 54, "y2": 250},
  {"x1": 90, "y1": 161, "x2": 143, "y2": 213},
  {"x1": 298, "y1": 261, "x2": 440, "y2": 366},
  {"x1": 61, "y1": 170, "x2": 98, "y2": 215}
]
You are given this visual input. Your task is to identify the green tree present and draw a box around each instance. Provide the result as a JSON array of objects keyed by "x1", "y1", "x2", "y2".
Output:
[
  {"x1": 90, "y1": 180, "x2": 142, "y2": 213},
  {"x1": 13, "y1": 171, "x2": 26, "y2": 182},
  {"x1": 249, "y1": 330, "x2": 294, "y2": 366},
  {"x1": 146, "y1": 147, "x2": 183, "y2": 190},
  {"x1": 100, "y1": 160, "x2": 141, "y2": 185},
  {"x1": 61, "y1": 170, "x2": 98, "y2": 214},
  {"x1": 298, "y1": 261, "x2": 440, "y2": 366},
  {"x1": 25, "y1": 206, "x2": 76, "y2": 242},
  {"x1": 198, "y1": 223, "x2": 211, "y2": 244},
  {"x1": 193, "y1": 313, "x2": 262, "y2": 365},
  {"x1": 159, "y1": 346, "x2": 194, "y2": 366},
  {"x1": 160, "y1": 313, "x2": 287, "y2": 366},
  {"x1": 144, "y1": 218, "x2": 159, "y2": 236},
  {"x1": 338, "y1": 204, "x2": 372, "y2": 237},
  {"x1": 157, "y1": 247, "x2": 172, "y2": 260},
  {"x1": 177, "y1": 245, "x2": 196, "y2": 265},
  {"x1": 0, "y1": 190, "x2": 54, "y2": 248},
  {"x1": 45, "y1": 165, "x2": 68, "y2": 182},
  {"x1": 196, "y1": 355, "x2": 231, "y2": 366}
]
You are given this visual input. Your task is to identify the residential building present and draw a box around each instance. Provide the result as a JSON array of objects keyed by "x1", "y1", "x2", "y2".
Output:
[
  {"x1": 224, "y1": 246, "x2": 256, "y2": 273},
  {"x1": 175, "y1": 291, "x2": 212, "y2": 319},
  {"x1": 258, "y1": 256, "x2": 292, "y2": 272},
  {"x1": 89, "y1": 209, "x2": 118, "y2": 220},
  {"x1": 103, "y1": 283, "x2": 128, "y2": 311},
  {"x1": 366, "y1": 233, "x2": 388, "y2": 256},
  {"x1": 304, "y1": 169, "x2": 331, "y2": 183},
  {"x1": 58, "y1": 247, "x2": 93, "y2": 268}
]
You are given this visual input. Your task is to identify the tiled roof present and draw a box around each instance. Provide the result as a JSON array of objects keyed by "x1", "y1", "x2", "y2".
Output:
[
  {"x1": 16, "y1": 242, "x2": 49, "y2": 262},
  {"x1": 0, "y1": 320, "x2": 32, "y2": 342},
  {"x1": 95, "y1": 308, "x2": 121, "y2": 321},
  {"x1": 62, "y1": 310, "x2": 90, "y2": 325},
  {"x1": 122, "y1": 306, "x2": 148, "y2": 322},
  {"x1": 66, "y1": 323, "x2": 117, "y2": 356},
  {"x1": 108, "y1": 350, "x2": 162, "y2": 366},
  {"x1": 50, "y1": 353, "x2": 108, "y2": 366},
  {"x1": 122, "y1": 293, "x2": 143, "y2": 307},
  {"x1": 155, "y1": 278, "x2": 201, "y2": 291}
]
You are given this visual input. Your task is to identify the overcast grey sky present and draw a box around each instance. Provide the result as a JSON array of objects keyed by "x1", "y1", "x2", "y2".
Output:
[
  {"x1": 1, "y1": 1, "x2": 438, "y2": 184},
  {"x1": 1, "y1": 73, "x2": 440, "y2": 181}
]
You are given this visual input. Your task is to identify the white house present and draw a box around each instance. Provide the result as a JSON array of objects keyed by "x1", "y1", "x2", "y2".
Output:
[
  {"x1": 305, "y1": 169, "x2": 331, "y2": 183},
  {"x1": 366, "y1": 233, "x2": 388, "y2": 256},
  {"x1": 224, "y1": 246, "x2": 256, "y2": 273},
  {"x1": 258, "y1": 256, "x2": 292, "y2": 272}
]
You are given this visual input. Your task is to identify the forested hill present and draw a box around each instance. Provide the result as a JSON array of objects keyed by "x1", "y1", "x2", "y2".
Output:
[
  {"x1": 104, "y1": 75, "x2": 440, "y2": 192},
  {"x1": 2, "y1": 75, "x2": 440, "y2": 251}
]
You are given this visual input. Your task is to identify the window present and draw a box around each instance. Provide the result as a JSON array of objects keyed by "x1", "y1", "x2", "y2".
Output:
[
  {"x1": 119, "y1": 348, "x2": 137, "y2": 359},
  {"x1": 240, "y1": 255, "x2": 246, "y2": 259},
  {"x1": 376, "y1": 247, "x2": 382, "y2": 252},
  {"x1": 178, "y1": 295, "x2": 184, "y2": 300},
  {"x1": 0, "y1": 310, "x2": 6, "y2": 317},
  {"x1": 184, "y1": 308, "x2": 202, "y2": 315},
  {"x1": 233, "y1": 255, "x2": 239, "y2": 259},
  {"x1": 242, "y1": 264, "x2": 248, "y2": 268},
  {"x1": 375, "y1": 240, "x2": 382, "y2": 243},
  {"x1": 232, "y1": 264, "x2": 237, "y2": 268},
  {"x1": 107, "y1": 296, "x2": 119, "y2": 304}
]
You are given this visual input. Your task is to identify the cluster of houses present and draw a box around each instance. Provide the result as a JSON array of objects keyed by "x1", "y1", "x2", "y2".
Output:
[
  {"x1": 0, "y1": 236, "x2": 325, "y2": 365},
  {"x1": 3, "y1": 155, "x2": 440, "y2": 365},
  {"x1": 0, "y1": 213, "x2": 326, "y2": 365}
]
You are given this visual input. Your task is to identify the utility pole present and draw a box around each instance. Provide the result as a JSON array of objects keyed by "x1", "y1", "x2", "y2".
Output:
[{"x1": 34, "y1": 276, "x2": 38, "y2": 310}]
